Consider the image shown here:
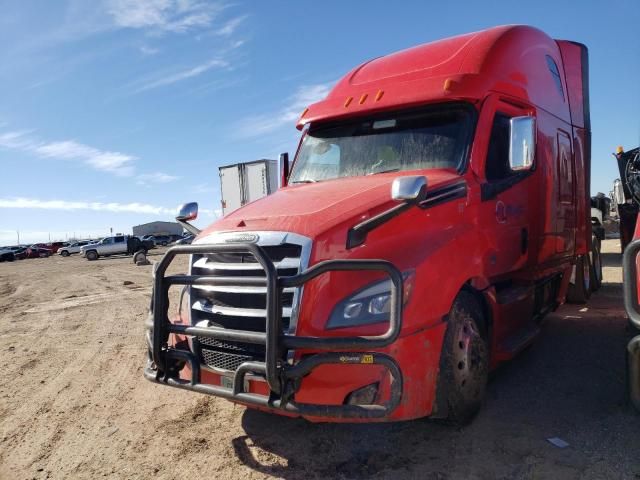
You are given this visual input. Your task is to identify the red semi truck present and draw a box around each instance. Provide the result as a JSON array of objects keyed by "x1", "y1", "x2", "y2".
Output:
[{"x1": 145, "y1": 25, "x2": 596, "y2": 423}]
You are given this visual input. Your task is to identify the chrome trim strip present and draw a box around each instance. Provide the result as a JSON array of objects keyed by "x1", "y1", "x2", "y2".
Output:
[
  {"x1": 192, "y1": 284, "x2": 296, "y2": 294},
  {"x1": 193, "y1": 256, "x2": 301, "y2": 271},
  {"x1": 193, "y1": 299, "x2": 292, "y2": 318}
]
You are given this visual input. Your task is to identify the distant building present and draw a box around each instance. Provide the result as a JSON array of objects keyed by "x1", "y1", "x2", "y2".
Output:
[{"x1": 132, "y1": 221, "x2": 183, "y2": 237}]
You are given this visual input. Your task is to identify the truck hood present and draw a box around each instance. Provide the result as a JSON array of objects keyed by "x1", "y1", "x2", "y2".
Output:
[{"x1": 199, "y1": 170, "x2": 462, "y2": 241}]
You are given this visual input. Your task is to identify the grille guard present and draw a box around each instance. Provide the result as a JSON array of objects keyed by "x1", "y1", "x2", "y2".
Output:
[{"x1": 145, "y1": 243, "x2": 404, "y2": 419}]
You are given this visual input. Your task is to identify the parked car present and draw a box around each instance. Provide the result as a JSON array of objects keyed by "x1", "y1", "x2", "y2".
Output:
[
  {"x1": 9, "y1": 246, "x2": 28, "y2": 260},
  {"x1": 46, "y1": 241, "x2": 66, "y2": 254},
  {"x1": 144, "y1": 235, "x2": 171, "y2": 246},
  {"x1": 25, "y1": 244, "x2": 52, "y2": 258},
  {"x1": 0, "y1": 248, "x2": 15, "y2": 262},
  {"x1": 81, "y1": 235, "x2": 149, "y2": 261},
  {"x1": 58, "y1": 240, "x2": 94, "y2": 257}
]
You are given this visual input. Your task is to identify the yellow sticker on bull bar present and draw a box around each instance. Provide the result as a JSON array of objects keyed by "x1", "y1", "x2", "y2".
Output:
[{"x1": 361, "y1": 354, "x2": 374, "y2": 364}]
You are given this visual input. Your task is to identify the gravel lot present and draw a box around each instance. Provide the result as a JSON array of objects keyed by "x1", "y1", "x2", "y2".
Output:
[{"x1": 1, "y1": 240, "x2": 639, "y2": 479}]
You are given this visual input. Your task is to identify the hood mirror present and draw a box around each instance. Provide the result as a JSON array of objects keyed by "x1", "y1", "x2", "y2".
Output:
[
  {"x1": 175, "y1": 202, "x2": 201, "y2": 236},
  {"x1": 176, "y1": 202, "x2": 198, "y2": 221},
  {"x1": 279, "y1": 152, "x2": 289, "y2": 188},
  {"x1": 391, "y1": 176, "x2": 428, "y2": 203}
]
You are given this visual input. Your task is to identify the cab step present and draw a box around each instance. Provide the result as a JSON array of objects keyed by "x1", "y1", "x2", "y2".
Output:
[{"x1": 495, "y1": 323, "x2": 540, "y2": 361}]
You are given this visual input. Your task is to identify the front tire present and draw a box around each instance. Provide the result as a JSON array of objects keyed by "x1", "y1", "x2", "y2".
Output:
[
  {"x1": 61, "y1": 250, "x2": 70, "y2": 257},
  {"x1": 86, "y1": 250, "x2": 98, "y2": 261},
  {"x1": 434, "y1": 291, "x2": 489, "y2": 425}
]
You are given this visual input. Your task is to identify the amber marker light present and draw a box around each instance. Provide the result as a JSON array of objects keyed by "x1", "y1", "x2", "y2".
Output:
[
  {"x1": 344, "y1": 96, "x2": 353, "y2": 107},
  {"x1": 375, "y1": 90, "x2": 384, "y2": 101},
  {"x1": 359, "y1": 93, "x2": 368, "y2": 105}
]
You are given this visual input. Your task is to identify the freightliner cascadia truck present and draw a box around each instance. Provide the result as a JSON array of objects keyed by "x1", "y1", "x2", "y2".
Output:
[{"x1": 145, "y1": 25, "x2": 595, "y2": 423}]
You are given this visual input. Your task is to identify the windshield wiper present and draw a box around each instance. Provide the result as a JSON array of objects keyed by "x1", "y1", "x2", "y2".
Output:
[
  {"x1": 290, "y1": 179, "x2": 317, "y2": 184},
  {"x1": 368, "y1": 168, "x2": 400, "y2": 175}
]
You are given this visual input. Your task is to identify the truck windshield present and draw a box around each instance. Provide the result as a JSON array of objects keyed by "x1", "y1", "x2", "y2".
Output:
[{"x1": 290, "y1": 104, "x2": 474, "y2": 183}]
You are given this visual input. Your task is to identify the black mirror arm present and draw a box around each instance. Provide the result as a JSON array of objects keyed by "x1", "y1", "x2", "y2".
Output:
[{"x1": 176, "y1": 219, "x2": 201, "y2": 236}]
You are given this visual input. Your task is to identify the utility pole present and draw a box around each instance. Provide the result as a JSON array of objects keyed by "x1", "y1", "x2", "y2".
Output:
[{"x1": 16, "y1": 230, "x2": 19, "y2": 244}]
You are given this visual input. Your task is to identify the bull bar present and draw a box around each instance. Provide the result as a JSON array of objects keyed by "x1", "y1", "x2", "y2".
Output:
[{"x1": 144, "y1": 243, "x2": 404, "y2": 419}]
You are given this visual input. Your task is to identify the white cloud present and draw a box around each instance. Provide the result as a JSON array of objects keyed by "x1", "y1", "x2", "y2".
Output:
[
  {"x1": 236, "y1": 82, "x2": 333, "y2": 138},
  {"x1": 0, "y1": 132, "x2": 137, "y2": 176},
  {"x1": 137, "y1": 172, "x2": 180, "y2": 184},
  {"x1": 133, "y1": 58, "x2": 229, "y2": 92},
  {"x1": 106, "y1": 0, "x2": 225, "y2": 33},
  {"x1": 214, "y1": 15, "x2": 247, "y2": 36},
  {"x1": 0, "y1": 197, "x2": 175, "y2": 215},
  {"x1": 139, "y1": 45, "x2": 160, "y2": 55}
]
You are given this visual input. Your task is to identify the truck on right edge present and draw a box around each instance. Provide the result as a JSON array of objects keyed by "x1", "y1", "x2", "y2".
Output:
[
  {"x1": 617, "y1": 146, "x2": 640, "y2": 410},
  {"x1": 145, "y1": 25, "x2": 597, "y2": 424}
]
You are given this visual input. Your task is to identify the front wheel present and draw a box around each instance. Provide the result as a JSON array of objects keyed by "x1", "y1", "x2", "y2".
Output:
[
  {"x1": 434, "y1": 291, "x2": 489, "y2": 425},
  {"x1": 61, "y1": 250, "x2": 70, "y2": 257},
  {"x1": 86, "y1": 250, "x2": 98, "y2": 261}
]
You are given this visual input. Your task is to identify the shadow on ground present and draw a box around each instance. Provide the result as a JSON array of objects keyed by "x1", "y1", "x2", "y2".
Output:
[{"x1": 232, "y1": 263, "x2": 640, "y2": 478}]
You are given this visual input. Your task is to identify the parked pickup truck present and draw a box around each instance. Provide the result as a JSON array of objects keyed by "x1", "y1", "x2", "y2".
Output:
[
  {"x1": 81, "y1": 235, "x2": 151, "y2": 262},
  {"x1": 58, "y1": 240, "x2": 94, "y2": 257}
]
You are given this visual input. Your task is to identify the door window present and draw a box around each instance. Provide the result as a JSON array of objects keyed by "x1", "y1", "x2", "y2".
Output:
[{"x1": 485, "y1": 113, "x2": 512, "y2": 182}]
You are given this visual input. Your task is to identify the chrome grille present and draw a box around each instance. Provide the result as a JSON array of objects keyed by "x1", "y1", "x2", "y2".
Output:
[{"x1": 189, "y1": 232, "x2": 310, "y2": 373}]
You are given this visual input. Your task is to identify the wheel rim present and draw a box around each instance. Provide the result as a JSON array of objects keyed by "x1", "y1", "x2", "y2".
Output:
[{"x1": 453, "y1": 315, "x2": 488, "y2": 402}]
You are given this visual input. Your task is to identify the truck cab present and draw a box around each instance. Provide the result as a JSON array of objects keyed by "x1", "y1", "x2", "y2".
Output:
[{"x1": 145, "y1": 25, "x2": 593, "y2": 423}]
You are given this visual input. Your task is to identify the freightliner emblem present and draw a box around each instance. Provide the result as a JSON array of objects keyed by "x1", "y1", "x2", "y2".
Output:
[{"x1": 224, "y1": 233, "x2": 259, "y2": 243}]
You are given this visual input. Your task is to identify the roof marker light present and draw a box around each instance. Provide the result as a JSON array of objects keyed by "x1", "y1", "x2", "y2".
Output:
[
  {"x1": 359, "y1": 93, "x2": 368, "y2": 105},
  {"x1": 375, "y1": 90, "x2": 384, "y2": 101},
  {"x1": 300, "y1": 107, "x2": 309, "y2": 118},
  {"x1": 344, "y1": 96, "x2": 353, "y2": 108},
  {"x1": 443, "y1": 79, "x2": 453, "y2": 91}
]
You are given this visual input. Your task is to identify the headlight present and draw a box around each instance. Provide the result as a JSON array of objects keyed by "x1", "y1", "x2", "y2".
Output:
[{"x1": 327, "y1": 271, "x2": 414, "y2": 329}]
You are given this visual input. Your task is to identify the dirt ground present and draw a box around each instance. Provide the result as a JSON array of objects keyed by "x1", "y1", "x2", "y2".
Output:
[{"x1": 1, "y1": 240, "x2": 639, "y2": 479}]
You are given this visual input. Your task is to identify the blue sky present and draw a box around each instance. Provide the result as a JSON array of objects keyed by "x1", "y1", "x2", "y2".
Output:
[{"x1": 0, "y1": 0, "x2": 639, "y2": 245}]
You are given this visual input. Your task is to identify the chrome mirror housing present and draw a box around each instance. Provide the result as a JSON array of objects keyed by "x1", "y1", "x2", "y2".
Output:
[
  {"x1": 391, "y1": 176, "x2": 428, "y2": 203},
  {"x1": 176, "y1": 202, "x2": 198, "y2": 221},
  {"x1": 509, "y1": 116, "x2": 536, "y2": 171}
]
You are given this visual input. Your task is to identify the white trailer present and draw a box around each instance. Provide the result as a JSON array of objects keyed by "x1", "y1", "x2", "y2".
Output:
[{"x1": 219, "y1": 159, "x2": 278, "y2": 216}]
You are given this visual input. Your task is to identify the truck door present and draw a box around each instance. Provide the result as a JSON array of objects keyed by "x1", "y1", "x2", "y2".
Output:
[
  {"x1": 113, "y1": 235, "x2": 126, "y2": 254},
  {"x1": 244, "y1": 161, "x2": 269, "y2": 204},
  {"x1": 480, "y1": 100, "x2": 534, "y2": 278},
  {"x1": 555, "y1": 130, "x2": 576, "y2": 254},
  {"x1": 220, "y1": 165, "x2": 242, "y2": 216}
]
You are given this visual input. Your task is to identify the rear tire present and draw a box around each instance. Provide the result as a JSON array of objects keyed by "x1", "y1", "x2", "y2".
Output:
[
  {"x1": 86, "y1": 250, "x2": 98, "y2": 261},
  {"x1": 434, "y1": 291, "x2": 489, "y2": 425},
  {"x1": 590, "y1": 237, "x2": 602, "y2": 292},
  {"x1": 567, "y1": 254, "x2": 591, "y2": 304}
]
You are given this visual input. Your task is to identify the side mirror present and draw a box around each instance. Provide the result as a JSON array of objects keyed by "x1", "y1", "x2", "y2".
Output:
[
  {"x1": 509, "y1": 116, "x2": 535, "y2": 171},
  {"x1": 391, "y1": 176, "x2": 428, "y2": 203},
  {"x1": 176, "y1": 202, "x2": 198, "y2": 221},
  {"x1": 279, "y1": 152, "x2": 289, "y2": 188}
]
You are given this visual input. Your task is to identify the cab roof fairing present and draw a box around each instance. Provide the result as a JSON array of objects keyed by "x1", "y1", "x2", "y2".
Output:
[{"x1": 296, "y1": 25, "x2": 573, "y2": 130}]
